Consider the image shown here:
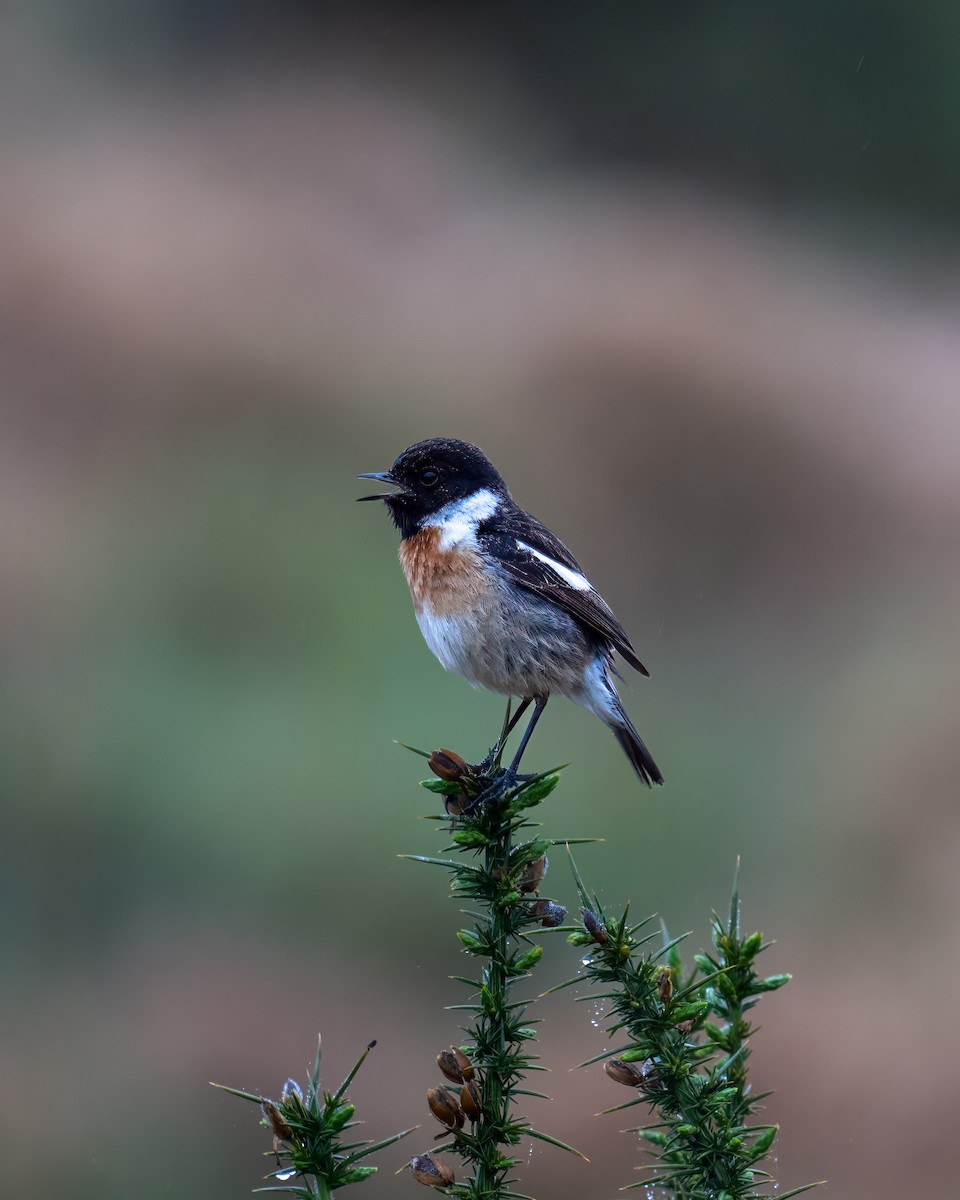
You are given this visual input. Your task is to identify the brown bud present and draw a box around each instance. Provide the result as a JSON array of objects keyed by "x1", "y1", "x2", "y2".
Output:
[
  {"x1": 532, "y1": 899, "x2": 566, "y2": 927},
  {"x1": 460, "y1": 1079, "x2": 483, "y2": 1121},
  {"x1": 429, "y1": 749, "x2": 468, "y2": 782},
  {"x1": 604, "y1": 1057, "x2": 661, "y2": 1090},
  {"x1": 676, "y1": 1018, "x2": 695, "y2": 1036},
  {"x1": 437, "y1": 1045, "x2": 475, "y2": 1083},
  {"x1": 604, "y1": 1058, "x2": 647, "y2": 1088},
  {"x1": 582, "y1": 909, "x2": 608, "y2": 945},
  {"x1": 450, "y1": 1045, "x2": 475, "y2": 1082},
  {"x1": 426, "y1": 1087, "x2": 464, "y2": 1129},
  {"x1": 411, "y1": 1152, "x2": 456, "y2": 1188},
  {"x1": 658, "y1": 968, "x2": 674, "y2": 1005},
  {"x1": 443, "y1": 791, "x2": 471, "y2": 817},
  {"x1": 519, "y1": 855, "x2": 547, "y2": 893},
  {"x1": 261, "y1": 1099, "x2": 292, "y2": 1140},
  {"x1": 436, "y1": 1049, "x2": 465, "y2": 1085}
]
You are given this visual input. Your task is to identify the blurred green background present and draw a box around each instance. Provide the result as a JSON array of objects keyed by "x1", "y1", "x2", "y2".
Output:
[{"x1": 3, "y1": 4, "x2": 959, "y2": 1197}]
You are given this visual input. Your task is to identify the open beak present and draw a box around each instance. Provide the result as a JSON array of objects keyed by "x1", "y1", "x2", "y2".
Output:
[{"x1": 356, "y1": 471, "x2": 410, "y2": 501}]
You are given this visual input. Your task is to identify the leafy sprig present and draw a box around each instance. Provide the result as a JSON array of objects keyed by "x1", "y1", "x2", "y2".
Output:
[
  {"x1": 212, "y1": 1037, "x2": 412, "y2": 1200},
  {"x1": 401, "y1": 725, "x2": 587, "y2": 1198},
  {"x1": 565, "y1": 856, "x2": 819, "y2": 1200}
]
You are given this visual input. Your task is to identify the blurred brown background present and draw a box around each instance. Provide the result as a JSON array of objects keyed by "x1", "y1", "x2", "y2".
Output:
[{"x1": 3, "y1": 4, "x2": 959, "y2": 1197}]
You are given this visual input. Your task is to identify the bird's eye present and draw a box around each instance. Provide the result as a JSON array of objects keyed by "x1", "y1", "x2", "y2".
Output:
[{"x1": 418, "y1": 468, "x2": 439, "y2": 486}]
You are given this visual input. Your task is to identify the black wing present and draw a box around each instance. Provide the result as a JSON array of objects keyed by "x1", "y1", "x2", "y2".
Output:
[{"x1": 480, "y1": 505, "x2": 650, "y2": 677}]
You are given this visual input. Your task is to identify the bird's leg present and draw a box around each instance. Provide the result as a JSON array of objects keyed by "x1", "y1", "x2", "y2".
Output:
[
  {"x1": 472, "y1": 696, "x2": 548, "y2": 807},
  {"x1": 492, "y1": 698, "x2": 516, "y2": 768},
  {"x1": 496, "y1": 698, "x2": 533, "y2": 763},
  {"x1": 506, "y1": 695, "x2": 548, "y2": 776},
  {"x1": 474, "y1": 697, "x2": 532, "y2": 776}
]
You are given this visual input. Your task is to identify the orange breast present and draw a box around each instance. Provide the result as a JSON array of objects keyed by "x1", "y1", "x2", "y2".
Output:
[{"x1": 399, "y1": 528, "x2": 488, "y2": 617}]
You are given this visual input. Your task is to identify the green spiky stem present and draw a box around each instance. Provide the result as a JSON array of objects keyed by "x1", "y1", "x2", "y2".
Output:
[
  {"x1": 566, "y1": 857, "x2": 804, "y2": 1199},
  {"x1": 475, "y1": 800, "x2": 512, "y2": 1197},
  {"x1": 407, "y1": 731, "x2": 576, "y2": 1198}
]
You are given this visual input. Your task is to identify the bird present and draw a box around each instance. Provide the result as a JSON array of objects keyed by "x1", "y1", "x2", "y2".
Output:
[{"x1": 357, "y1": 437, "x2": 663, "y2": 788}]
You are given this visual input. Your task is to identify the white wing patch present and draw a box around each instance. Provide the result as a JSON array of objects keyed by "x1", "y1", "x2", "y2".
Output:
[
  {"x1": 428, "y1": 488, "x2": 500, "y2": 551},
  {"x1": 516, "y1": 540, "x2": 592, "y2": 591}
]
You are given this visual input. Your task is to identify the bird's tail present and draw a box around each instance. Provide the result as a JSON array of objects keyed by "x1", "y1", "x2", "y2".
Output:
[
  {"x1": 609, "y1": 701, "x2": 664, "y2": 788},
  {"x1": 571, "y1": 656, "x2": 664, "y2": 787}
]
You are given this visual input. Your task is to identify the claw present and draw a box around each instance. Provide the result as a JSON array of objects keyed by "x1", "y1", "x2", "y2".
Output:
[{"x1": 461, "y1": 767, "x2": 534, "y2": 815}]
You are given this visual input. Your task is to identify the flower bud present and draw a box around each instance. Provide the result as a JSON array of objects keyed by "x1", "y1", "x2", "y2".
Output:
[
  {"x1": 444, "y1": 791, "x2": 471, "y2": 817},
  {"x1": 658, "y1": 968, "x2": 674, "y2": 1005},
  {"x1": 261, "y1": 1099, "x2": 292, "y2": 1140},
  {"x1": 329, "y1": 1102, "x2": 355, "y2": 1130},
  {"x1": 451, "y1": 1045, "x2": 475, "y2": 1081},
  {"x1": 676, "y1": 1018, "x2": 695, "y2": 1036},
  {"x1": 460, "y1": 1079, "x2": 483, "y2": 1121},
  {"x1": 519, "y1": 855, "x2": 547, "y2": 893},
  {"x1": 604, "y1": 1058, "x2": 647, "y2": 1088},
  {"x1": 411, "y1": 1152, "x2": 456, "y2": 1188},
  {"x1": 280, "y1": 1078, "x2": 303, "y2": 1108},
  {"x1": 436, "y1": 1049, "x2": 464, "y2": 1085},
  {"x1": 429, "y1": 749, "x2": 468, "y2": 782},
  {"x1": 605, "y1": 1056, "x2": 661, "y2": 1090},
  {"x1": 437, "y1": 1045, "x2": 474, "y2": 1084},
  {"x1": 427, "y1": 1087, "x2": 465, "y2": 1129},
  {"x1": 582, "y1": 909, "x2": 608, "y2": 945},
  {"x1": 532, "y1": 899, "x2": 566, "y2": 927}
]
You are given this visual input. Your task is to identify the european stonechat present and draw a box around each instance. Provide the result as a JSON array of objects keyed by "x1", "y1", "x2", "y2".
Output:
[{"x1": 358, "y1": 438, "x2": 663, "y2": 787}]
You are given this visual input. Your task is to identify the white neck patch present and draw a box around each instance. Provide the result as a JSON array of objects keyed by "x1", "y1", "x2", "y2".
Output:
[{"x1": 426, "y1": 488, "x2": 500, "y2": 551}]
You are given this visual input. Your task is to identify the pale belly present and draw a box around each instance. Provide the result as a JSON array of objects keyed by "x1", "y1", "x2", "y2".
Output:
[
  {"x1": 399, "y1": 524, "x2": 594, "y2": 697},
  {"x1": 414, "y1": 587, "x2": 592, "y2": 698}
]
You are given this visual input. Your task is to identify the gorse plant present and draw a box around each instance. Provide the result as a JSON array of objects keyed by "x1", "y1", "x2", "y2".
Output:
[
  {"x1": 401, "y1": 729, "x2": 588, "y2": 1197},
  {"x1": 212, "y1": 1039, "x2": 412, "y2": 1199},
  {"x1": 564, "y1": 858, "x2": 818, "y2": 1200},
  {"x1": 219, "y1": 707, "x2": 816, "y2": 1199}
]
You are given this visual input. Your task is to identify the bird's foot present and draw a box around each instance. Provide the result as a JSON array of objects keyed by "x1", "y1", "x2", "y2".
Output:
[{"x1": 463, "y1": 766, "x2": 533, "y2": 814}]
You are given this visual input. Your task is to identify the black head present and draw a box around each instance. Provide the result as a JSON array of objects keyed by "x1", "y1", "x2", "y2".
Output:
[{"x1": 357, "y1": 437, "x2": 507, "y2": 538}]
